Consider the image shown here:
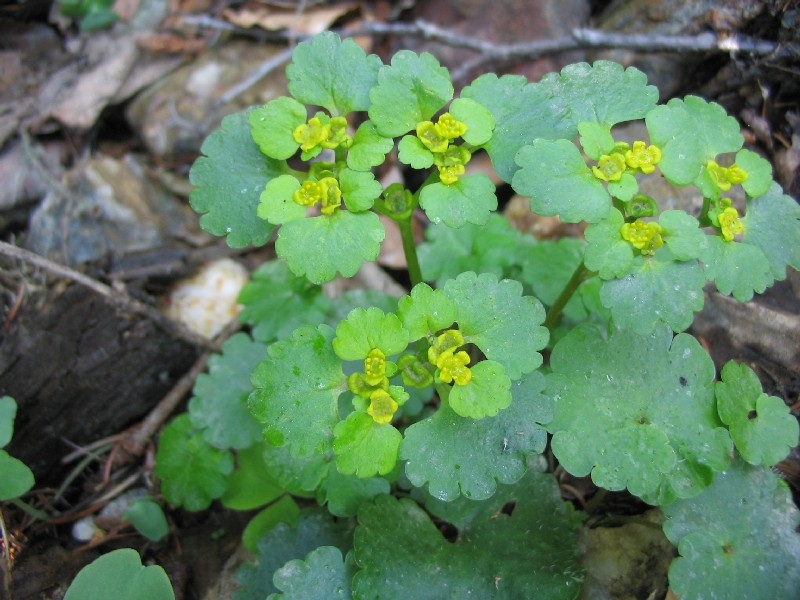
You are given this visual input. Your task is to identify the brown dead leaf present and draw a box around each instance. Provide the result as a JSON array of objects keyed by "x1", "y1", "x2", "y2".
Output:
[{"x1": 223, "y1": 1, "x2": 357, "y2": 34}]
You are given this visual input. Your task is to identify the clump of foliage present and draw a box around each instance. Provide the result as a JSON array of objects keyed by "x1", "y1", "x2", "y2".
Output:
[{"x1": 142, "y1": 33, "x2": 799, "y2": 598}]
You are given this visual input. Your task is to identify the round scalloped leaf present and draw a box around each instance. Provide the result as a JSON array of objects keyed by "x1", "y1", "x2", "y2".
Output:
[
  {"x1": 64, "y1": 548, "x2": 174, "y2": 600},
  {"x1": 606, "y1": 172, "x2": 638, "y2": 202},
  {"x1": 513, "y1": 139, "x2": 611, "y2": 223},
  {"x1": 715, "y1": 361, "x2": 799, "y2": 467},
  {"x1": 396, "y1": 283, "x2": 457, "y2": 342},
  {"x1": 449, "y1": 360, "x2": 512, "y2": 419},
  {"x1": 599, "y1": 257, "x2": 705, "y2": 334},
  {"x1": 238, "y1": 261, "x2": 330, "y2": 343},
  {"x1": 275, "y1": 210, "x2": 385, "y2": 285},
  {"x1": 333, "y1": 412, "x2": 402, "y2": 478},
  {"x1": 583, "y1": 208, "x2": 634, "y2": 279},
  {"x1": 258, "y1": 175, "x2": 304, "y2": 225},
  {"x1": 0, "y1": 451, "x2": 34, "y2": 501},
  {"x1": 397, "y1": 135, "x2": 434, "y2": 169},
  {"x1": 368, "y1": 50, "x2": 453, "y2": 138},
  {"x1": 449, "y1": 97, "x2": 495, "y2": 146},
  {"x1": 268, "y1": 546, "x2": 351, "y2": 600},
  {"x1": 124, "y1": 498, "x2": 169, "y2": 542},
  {"x1": 221, "y1": 444, "x2": 285, "y2": 510},
  {"x1": 742, "y1": 182, "x2": 800, "y2": 279},
  {"x1": 242, "y1": 496, "x2": 301, "y2": 553},
  {"x1": 418, "y1": 174, "x2": 497, "y2": 228},
  {"x1": 659, "y1": 210, "x2": 706, "y2": 261},
  {"x1": 347, "y1": 121, "x2": 395, "y2": 172},
  {"x1": 546, "y1": 325, "x2": 731, "y2": 504},
  {"x1": 188, "y1": 333, "x2": 266, "y2": 450},
  {"x1": 553, "y1": 61, "x2": 658, "y2": 130},
  {"x1": 578, "y1": 121, "x2": 615, "y2": 159},
  {"x1": 317, "y1": 468, "x2": 390, "y2": 518},
  {"x1": 401, "y1": 371, "x2": 549, "y2": 501},
  {"x1": 460, "y1": 73, "x2": 571, "y2": 182},
  {"x1": 338, "y1": 168, "x2": 382, "y2": 212},
  {"x1": 700, "y1": 236, "x2": 773, "y2": 302},
  {"x1": 352, "y1": 470, "x2": 583, "y2": 598},
  {"x1": 443, "y1": 271, "x2": 548, "y2": 379},
  {"x1": 333, "y1": 307, "x2": 408, "y2": 360},
  {"x1": 736, "y1": 148, "x2": 773, "y2": 197},
  {"x1": 249, "y1": 97, "x2": 307, "y2": 160},
  {"x1": 662, "y1": 459, "x2": 800, "y2": 600},
  {"x1": 189, "y1": 111, "x2": 281, "y2": 247},
  {"x1": 286, "y1": 31, "x2": 381, "y2": 116},
  {"x1": 155, "y1": 414, "x2": 234, "y2": 511},
  {"x1": 249, "y1": 325, "x2": 345, "y2": 458},
  {"x1": 645, "y1": 96, "x2": 744, "y2": 185},
  {"x1": 0, "y1": 395, "x2": 16, "y2": 447},
  {"x1": 262, "y1": 443, "x2": 330, "y2": 498}
]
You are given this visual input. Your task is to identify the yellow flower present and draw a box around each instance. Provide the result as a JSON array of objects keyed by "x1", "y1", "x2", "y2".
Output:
[
  {"x1": 620, "y1": 220, "x2": 664, "y2": 255},
  {"x1": 318, "y1": 177, "x2": 341, "y2": 215},
  {"x1": 437, "y1": 349, "x2": 472, "y2": 386},
  {"x1": 434, "y1": 113, "x2": 468, "y2": 140},
  {"x1": 293, "y1": 180, "x2": 324, "y2": 207},
  {"x1": 438, "y1": 164, "x2": 465, "y2": 185},
  {"x1": 624, "y1": 141, "x2": 662, "y2": 174},
  {"x1": 718, "y1": 206, "x2": 744, "y2": 242},
  {"x1": 726, "y1": 164, "x2": 748, "y2": 185},
  {"x1": 428, "y1": 329, "x2": 466, "y2": 366},
  {"x1": 416, "y1": 121, "x2": 449, "y2": 153},
  {"x1": 367, "y1": 389, "x2": 399, "y2": 425},
  {"x1": 363, "y1": 348, "x2": 387, "y2": 386},
  {"x1": 706, "y1": 161, "x2": 748, "y2": 192},
  {"x1": 592, "y1": 152, "x2": 627, "y2": 182},
  {"x1": 321, "y1": 116, "x2": 351, "y2": 149},
  {"x1": 293, "y1": 117, "x2": 330, "y2": 152}
]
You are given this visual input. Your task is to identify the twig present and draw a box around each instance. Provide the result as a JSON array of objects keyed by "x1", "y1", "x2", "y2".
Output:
[
  {"x1": 0, "y1": 241, "x2": 215, "y2": 350},
  {"x1": 215, "y1": 47, "x2": 294, "y2": 106}
]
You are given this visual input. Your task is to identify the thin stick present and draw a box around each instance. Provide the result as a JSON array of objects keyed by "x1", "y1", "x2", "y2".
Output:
[{"x1": 0, "y1": 509, "x2": 13, "y2": 600}]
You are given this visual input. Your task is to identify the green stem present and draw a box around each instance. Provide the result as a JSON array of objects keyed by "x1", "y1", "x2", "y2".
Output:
[
  {"x1": 397, "y1": 216, "x2": 423, "y2": 288},
  {"x1": 543, "y1": 262, "x2": 592, "y2": 330}
]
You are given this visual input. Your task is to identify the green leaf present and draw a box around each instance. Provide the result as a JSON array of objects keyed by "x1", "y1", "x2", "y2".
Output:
[
  {"x1": 155, "y1": 414, "x2": 234, "y2": 511},
  {"x1": 0, "y1": 395, "x2": 17, "y2": 447},
  {"x1": 333, "y1": 306, "x2": 408, "y2": 360},
  {"x1": 124, "y1": 498, "x2": 169, "y2": 542},
  {"x1": 352, "y1": 467, "x2": 583, "y2": 598},
  {"x1": 460, "y1": 73, "x2": 571, "y2": 182},
  {"x1": 518, "y1": 238, "x2": 589, "y2": 321},
  {"x1": 663, "y1": 459, "x2": 800, "y2": 600},
  {"x1": 578, "y1": 121, "x2": 614, "y2": 159},
  {"x1": 552, "y1": 61, "x2": 658, "y2": 129},
  {"x1": 599, "y1": 257, "x2": 706, "y2": 334},
  {"x1": 659, "y1": 210, "x2": 706, "y2": 261},
  {"x1": 221, "y1": 444, "x2": 286, "y2": 510},
  {"x1": 583, "y1": 208, "x2": 634, "y2": 279},
  {"x1": 418, "y1": 174, "x2": 497, "y2": 228},
  {"x1": 397, "y1": 135, "x2": 434, "y2": 169},
  {"x1": 262, "y1": 443, "x2": 329, "y2": 497},
  {"x1": 249, "y1": 97, "x2": 306, "y2": 160},
  {"x1": 401, "y1": 371, "x2": 549, "y2": 501},
  {"x1": 368, "y1": 50, "x2": 453, "y2": 138},
  {"x1": 546, "y1": 325, "x2": 731, "y2": 504},
  {"x1": 443, "y1": 272, "x2": 548, "y2": 379},
  {"x1": 419, "y1": 214, "x2": 533, "y2": 285},
  {"x1": 333, "y1": 412, "x2": 402, "y2": 477},
  {"x1": 338, "y1": 168, "x2": 382, "y2": 212},
  {"x1": 396, "y1": 283, "x2": 457, "y2": 342},
  {"x1": 189, "y1": 111, "x2": 280, "y2": 247},
  {"x1": 317, "y1": 468, "x2": 390, "y2": 518},
  {"x1": 238, "y1": 261, "x2": 330, "y2": 343},
  {"x1": 606, "y1": 172, "x2": 638, "y2": 201},
  {"x1": 736, "y1": 148, "x2": 772, "y2": 197},
  {"x1": 249, "y1": 325, "x2": 345, "y2": 458},
  {"x1": 742, "y1": 182, "x2": 800, "y2": 280},
  {"x1": 276, "y1": 210, "x2": 385, "y2": 285},
  {"x1": 188, "y1": 333, "x2": 266, "y2": 450},
  {"x1": 449, "y1": 97, "x2": 495, "y2": 145},
  {"x1": 286, "y1": 31, "x2": 382, "y2": 115},
  {"x1": 347, "y1": 121, "x2": 395, "y2": 172},
  {"x1": 268, "y1": 546, "x2": 352, "y2": 600},
  {"x1": 64, "y1": 549, "x2": 174, "y2": 600},
  {"x1": 234, "y1": 509, "x2": 354, "y2": 600},
  {"x1": 323, "y1": 289, "x2": 399, "y2": 326},
  {"x1": 258, "y1": 175, "x2": 304, "y2": 225},
  {"x1": 645, "y1": 96, "x2": 743, "y2": 185},
  {"x1": 700, "y1": 236, "x2": 773, "y2": 302},
  {"x1": 242, "y1": 496, "x2": 301, "y2": 553},
  {"x1": 715, "y1": 362, "x2": 799, "y2": 467},
  {"x1": 513, "y1": 139, "x2": 611, "y2": 223},
  {"x1": 449, "y1": 361, "x2": 512, "y2": 419},
  {"x1": 0, "y1": 450, "x2": 35, "y2": 500}
]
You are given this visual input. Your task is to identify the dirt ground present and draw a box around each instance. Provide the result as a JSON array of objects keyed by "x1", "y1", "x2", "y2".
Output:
[{"x1": 1, "y1": 0, "x2": 799, "y2": 598}]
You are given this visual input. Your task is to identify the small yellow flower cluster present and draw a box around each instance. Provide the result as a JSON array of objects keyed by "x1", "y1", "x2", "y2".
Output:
[
  {"x1": 706, "y1": 161, "x2": 748, "y2": 192},
  {"x1": 416, "y1": 113, "x2": 471, "y2": 185},
  {"x1": 292, "y1": 177, "x2": 342, "y2": 215},
  {"x1": 428, "y1": 329, "x2": 472, "y2": 386},
  {"x1": 293, "y1": 116, "x2": 351, "y2": 153},
  {"x1": 718, "y1": 206, "x2": 744, "y2": 242},
  {"x1": 592, "y1": 141, "x2": 662, "y2": 182},
  {"x1": 348, "y1": 348, "x2": 399, "y2": 425},
  {"x1": 620, "y1": 220, "x2": 664, "y2": 255},
  {"x1": 366, "y1": 389, "x2": 399, "y2": 425}
]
